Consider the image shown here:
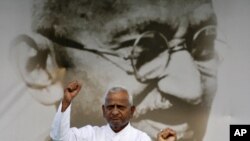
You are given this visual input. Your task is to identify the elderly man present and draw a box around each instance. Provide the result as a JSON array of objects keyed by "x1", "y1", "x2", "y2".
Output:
[
  {"x1": 50, "y1": 81, "x2": 176, "y2": 141},
  {"x1": 11, "y1": 0, "x2": 220, "y2": 140}
]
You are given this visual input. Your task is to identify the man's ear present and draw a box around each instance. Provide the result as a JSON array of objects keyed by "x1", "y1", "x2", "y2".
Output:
[
  {"x1": 9, "y1": 33, "x2": 65, "y2": 105},
  {"x1": 102, "y1": 105, "x2": 105, "y2": 117},
  {"x1": 131, "y1": 105, "x2": 136, "y2": 117}
]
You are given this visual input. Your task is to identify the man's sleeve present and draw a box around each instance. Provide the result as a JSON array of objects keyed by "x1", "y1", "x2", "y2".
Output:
[
  {"x1": 50, "y1": 102, "x2": 72, "y2": 141},
  {"x1": 50, "y1": 102, "x2": 94, "y2": 141}
]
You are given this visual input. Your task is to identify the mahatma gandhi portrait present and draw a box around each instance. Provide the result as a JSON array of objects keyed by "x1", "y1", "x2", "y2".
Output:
[{"x1": 10, "y1": 0, "x2": 222, "y2": 140}]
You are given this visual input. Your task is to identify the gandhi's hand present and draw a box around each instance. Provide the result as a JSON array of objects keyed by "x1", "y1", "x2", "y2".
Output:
[
  {"x1": 157, "y1": 128, "x2": 177, "y2": 141},
  {"x1": 61, "y1": 80, "x2": 82, "y2": 112}
]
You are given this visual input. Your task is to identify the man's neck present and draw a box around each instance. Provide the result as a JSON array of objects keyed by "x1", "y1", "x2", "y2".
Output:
[{"x1": 111, "y1": 122, "x2": 129, "y2": 133}]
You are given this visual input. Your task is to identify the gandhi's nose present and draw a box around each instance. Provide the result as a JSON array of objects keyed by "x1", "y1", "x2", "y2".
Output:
[
  {"x1": 134, "y1": 49, "x2": 170, "y2": 82},
  {"x1": 157, "y1": 50, "x2": 202, "y2": 104}
]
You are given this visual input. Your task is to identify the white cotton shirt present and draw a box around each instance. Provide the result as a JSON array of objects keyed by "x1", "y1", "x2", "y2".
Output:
[{"x1": 50, "y1": 103, "x2": 152, "y2": 141}]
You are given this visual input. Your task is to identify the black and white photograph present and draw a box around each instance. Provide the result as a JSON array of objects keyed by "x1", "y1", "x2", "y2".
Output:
[{"x1": 0, "y1": 0, "x2": 250, "y2": 141}]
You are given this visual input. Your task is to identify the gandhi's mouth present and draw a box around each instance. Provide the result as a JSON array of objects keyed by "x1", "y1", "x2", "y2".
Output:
[
  {"x1": 132, "y1": 119, "x2": 194, "y2": 140},
  {"x1": 132, "y1": 90, "x2": 208, "y2": 140}
]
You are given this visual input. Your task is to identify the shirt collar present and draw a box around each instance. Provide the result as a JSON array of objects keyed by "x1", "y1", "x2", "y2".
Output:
[{"x1": 106, "y1": 122, "x2": 131, "y2": 137}]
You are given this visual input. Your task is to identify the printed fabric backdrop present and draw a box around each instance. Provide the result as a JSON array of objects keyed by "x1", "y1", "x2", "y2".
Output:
[{"x1": 0, "y1": 0, "x2": 250, "y2": 141}]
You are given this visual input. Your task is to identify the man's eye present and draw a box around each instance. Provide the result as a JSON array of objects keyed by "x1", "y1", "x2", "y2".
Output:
[
  {"x1": 117, "y1": 105, "x2": 126, "y2": 110},
  {"x1": 106, "y1": 106, "x2": 114, "y2": 110}
]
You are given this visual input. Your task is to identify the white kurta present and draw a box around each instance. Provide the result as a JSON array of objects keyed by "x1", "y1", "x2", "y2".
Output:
[{"x1": 50, "y1": 103, "x2": 152, "y2": 141}]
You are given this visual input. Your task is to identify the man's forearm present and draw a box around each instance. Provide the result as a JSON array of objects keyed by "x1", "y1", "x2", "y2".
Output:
[{"x1": 61, "y1": 98, "x2": 71, "y2": 112}]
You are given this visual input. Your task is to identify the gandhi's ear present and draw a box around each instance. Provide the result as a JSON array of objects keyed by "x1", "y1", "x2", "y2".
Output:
[{"x1": 10, "y1": 33, "x2": 65, "y2": 104}]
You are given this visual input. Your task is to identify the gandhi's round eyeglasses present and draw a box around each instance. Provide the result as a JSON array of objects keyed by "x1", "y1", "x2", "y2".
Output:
[
  {"x1": 11, "y1": 25, "x2": 222, "y2": 89},
  {"x1": 59, "y1": 25, "x2": 218, "y2": 83},
  {"x1": 62, "y1": 30, "x2": 187, "y2": 83}
]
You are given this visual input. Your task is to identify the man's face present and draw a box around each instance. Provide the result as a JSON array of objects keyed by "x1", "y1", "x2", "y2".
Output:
[
  {"x1": 102, "y1": 91, "x2": 135, "y2": 132},
  {"x1": 12, "y1": 0, "x2": 220, "y2": 140}
]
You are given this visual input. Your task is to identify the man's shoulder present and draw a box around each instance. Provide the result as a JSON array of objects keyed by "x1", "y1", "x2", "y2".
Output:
[{"x1": 130, "y1": 125, "x2": 152, "y2": 140}]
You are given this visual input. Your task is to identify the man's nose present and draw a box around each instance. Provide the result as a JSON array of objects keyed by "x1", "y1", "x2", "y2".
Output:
[
  {"x1": 157, "y1": 50, "x2": 202, "y2": 104},
  {"x1": 111, "y1": 107, "x2": 120, "y2": 115}
]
